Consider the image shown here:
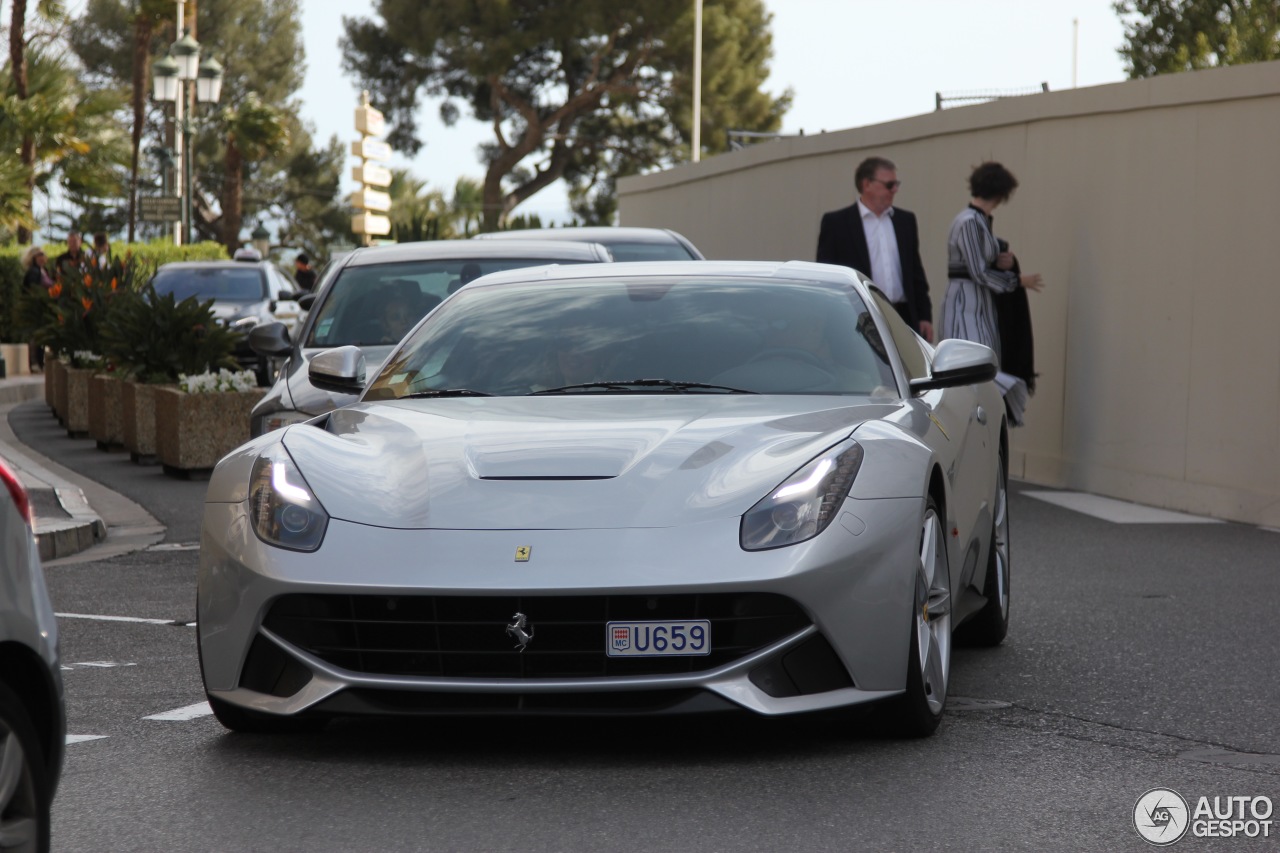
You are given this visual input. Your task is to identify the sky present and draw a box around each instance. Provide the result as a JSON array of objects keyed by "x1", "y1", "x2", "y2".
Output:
[
  {"x1": 5, "y1": 0, "x2": 1131, "y2": 227},
  {"x1": 297, "y1": 0, "x2": 1131, "y2": 224}
]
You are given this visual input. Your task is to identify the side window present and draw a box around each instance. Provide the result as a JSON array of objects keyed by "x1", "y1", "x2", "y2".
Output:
[{"x1": 866, "y1": 286, "x2": 930, "y2": 382}]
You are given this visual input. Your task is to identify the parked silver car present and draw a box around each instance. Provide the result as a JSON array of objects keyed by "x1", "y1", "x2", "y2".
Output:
[
  {"x1": 0, "y1": 456, "x2": 64, "y2": 851},
  {"x1": 245, "y1": 239, "x2": 613, "y2": 437},
  {"x1": 200, "y1": 261, "x2": 1009, "y2": 737},
  {"x1": 475, "y1": 226, "x2": 704, "y2": 261},
  {"x1": 149, "y1": 260, "x2": 304, "y2": 385}
]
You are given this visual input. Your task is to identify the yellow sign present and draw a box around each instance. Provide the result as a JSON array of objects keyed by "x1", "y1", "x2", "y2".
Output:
[{"x1": 514, "y1": 546, "x2": 531, "y2": 562}]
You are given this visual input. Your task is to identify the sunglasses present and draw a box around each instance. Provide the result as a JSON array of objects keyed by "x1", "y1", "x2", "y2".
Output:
[{"x1": 873, "y1": 179, "x2": 902, "y2": 190}]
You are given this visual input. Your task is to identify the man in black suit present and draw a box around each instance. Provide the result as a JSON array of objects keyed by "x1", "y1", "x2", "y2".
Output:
[{"x1": 816, "y1": 156, "x2": 933, "y2": 341}]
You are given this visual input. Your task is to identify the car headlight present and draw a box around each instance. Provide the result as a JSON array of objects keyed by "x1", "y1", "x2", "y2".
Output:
[
  {"x1": 248, "y1": 444, "x2": 329, "y2": 551},
  {"x1": 740, "y1": 439, "x2": 864, "y2": 551}
]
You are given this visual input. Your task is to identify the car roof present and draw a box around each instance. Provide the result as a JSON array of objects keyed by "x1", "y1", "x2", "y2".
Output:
[
  {"x1": 155, "y1": 260, "x2": 269, "y2": 271},
  {"x1": 466, "y1": 259, "x2": 860, "y2": 289},
  {"x1": 339, "y1": 239, "x2": 611, "y2": 267},
  {"x1": 476, "y1": 226, "x2": 703, "y2": 257}
]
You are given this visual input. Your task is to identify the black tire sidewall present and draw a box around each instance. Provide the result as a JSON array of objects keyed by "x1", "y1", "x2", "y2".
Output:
[{"x1": 0, "y1": 680, "x2": 53, "y2": 853}]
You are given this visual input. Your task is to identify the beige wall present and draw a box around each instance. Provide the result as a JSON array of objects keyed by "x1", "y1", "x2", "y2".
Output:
[{"x1": 619, "y1": 61, "x2": 1280, "y2": 528}]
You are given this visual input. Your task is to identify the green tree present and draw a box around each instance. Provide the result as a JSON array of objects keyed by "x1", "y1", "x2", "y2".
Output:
[
  {"x1": 341, "y1": 0, "x2": 790, "y2": 231},
  {"x1": 219, "y1": 93, "x2": 289, "y2": 250},
  {"x1": 1115, "y1": 0, "x2": 1280, "y2": 77},
  {"x1": 69, "y1": 0, "x2": 327, "y2": 251},
  {"x1": 271, "y1": 134, "x2": 354, "y2": 263},
  {"x1": 0, "y1": 49, "x2": 131, "y2": 234}
]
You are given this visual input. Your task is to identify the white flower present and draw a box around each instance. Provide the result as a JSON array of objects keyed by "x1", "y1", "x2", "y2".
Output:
[{"x1": 179, "y1": 368, "x2": 259, "y2": 394}]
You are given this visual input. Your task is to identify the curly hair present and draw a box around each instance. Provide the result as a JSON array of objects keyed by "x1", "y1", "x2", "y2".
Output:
[{"x1": 968, "y1": 161, "x2": 1019, "y2": 202}]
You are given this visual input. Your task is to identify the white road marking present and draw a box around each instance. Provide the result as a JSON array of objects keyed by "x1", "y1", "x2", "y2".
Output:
[
  {"x1": 55, "y1": 612, "x2": 194, "y2": 626},
  {"x1": 147, "y1": 542, "x2": 200, "y2": 551},
  {"x1": 1022, "y1": 491, "x2": 1224, "y2": 524},
  {"x1": 144, "y1": 702, "x2": 213, "y2": 721},
  {"x1": 66, "y1": 735, "x2": 108, "y2": 744},
  {"x1": 68, "y1": 661, "x2": 137, "y2": 669}
]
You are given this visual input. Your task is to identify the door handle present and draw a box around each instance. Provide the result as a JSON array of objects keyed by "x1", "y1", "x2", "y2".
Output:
[{"x1": 975, "y1": 405, "x2": 987, "y2": 425}]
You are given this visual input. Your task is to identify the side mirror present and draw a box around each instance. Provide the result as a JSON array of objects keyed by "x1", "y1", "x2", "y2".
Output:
[
  {"x1": 279, "y1": 290, "x2": 301, "y2": 302},
  {"x1": 908, "y1": 339, "x2": 998, "y2": 393},
  {"x1": 298, "y1": 293, "x2": 317, "y2": 311},
  {"x1": 248, "y1": 321, "x2": 293, "y2": 357},
  {"x1": 309, "y1": 345, "x2": 366, "y2": 392}
]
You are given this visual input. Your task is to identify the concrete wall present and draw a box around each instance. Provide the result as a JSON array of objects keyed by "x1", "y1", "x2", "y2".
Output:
[{"x1": 618, "y1": 61, "x2": 1280, "y2": 528}]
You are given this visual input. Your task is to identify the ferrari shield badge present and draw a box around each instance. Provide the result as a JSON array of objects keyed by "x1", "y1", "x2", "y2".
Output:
[
  {"x1": 514, "y1": 546, "x2": 531, "y2": 562},
  {"x1": 506, "y1": 612, "x2": 534, "y2": 652}
]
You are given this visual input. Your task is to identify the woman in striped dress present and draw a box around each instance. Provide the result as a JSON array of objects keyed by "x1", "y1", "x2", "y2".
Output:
[{"x1": 942, "y1": 162, "x2": 1044, "y2": 423}]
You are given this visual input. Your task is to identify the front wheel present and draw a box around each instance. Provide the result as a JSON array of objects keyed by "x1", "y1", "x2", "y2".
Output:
[
  {"x1": 882, "y1": 497, "x2": 952, "y2": 737},
  {"x1": 0, "y1": 682, "x2": 51, "y2": 853}
]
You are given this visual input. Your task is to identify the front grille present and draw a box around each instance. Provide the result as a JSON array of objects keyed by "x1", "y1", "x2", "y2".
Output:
[{"x1": 262, "y1": 593, "x2": 810, "y2": 679}]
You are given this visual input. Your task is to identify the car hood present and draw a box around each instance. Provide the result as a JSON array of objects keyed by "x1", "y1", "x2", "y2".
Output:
[
  {"x1": 210, "y1": 300, "x2": 266, "y2": 322},
  {"x1": 280, "y1": 396, "x2": 903, "y2": 530}
]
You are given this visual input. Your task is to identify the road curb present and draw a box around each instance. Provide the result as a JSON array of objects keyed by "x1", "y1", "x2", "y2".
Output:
[{"x1": 0, "y1": 379, "x2": 109, "y2": 560}]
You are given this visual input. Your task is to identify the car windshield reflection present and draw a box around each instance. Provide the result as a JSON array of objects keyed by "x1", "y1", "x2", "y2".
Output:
[{"x1": 365, "y1": 276, "x2": 899, "y2": 400}]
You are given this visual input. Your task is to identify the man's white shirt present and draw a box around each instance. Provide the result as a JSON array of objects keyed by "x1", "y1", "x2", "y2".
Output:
[{"x1": 857, "y1": 199, "x2": 904, "y2": 303}]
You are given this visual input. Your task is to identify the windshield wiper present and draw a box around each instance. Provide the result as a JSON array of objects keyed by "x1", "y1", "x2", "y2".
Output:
[
  {"x1": 531, "y1": 378, "x2": 757, "y2": 395},
  {"x1": 401, "y1": 388, "x2": 494, "y2": 398}
]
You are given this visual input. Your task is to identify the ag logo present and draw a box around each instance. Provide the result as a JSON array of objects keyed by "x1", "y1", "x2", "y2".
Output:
[{"x1": 1134, "y1": 788, "x2": 1190, "y2": 845}]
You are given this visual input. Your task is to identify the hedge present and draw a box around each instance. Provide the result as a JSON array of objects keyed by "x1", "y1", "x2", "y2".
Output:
[{"x1": 0, "y1": 240, "x2": 227, "y2": 343}]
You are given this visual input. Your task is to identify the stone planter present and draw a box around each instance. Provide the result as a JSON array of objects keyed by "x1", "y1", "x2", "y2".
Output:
[
  {"x1": 88, "y1": 373, "x2": 126, "y2": 451},
  {"x1": 0, "y1": 343, "x2": 29, "y2": 376},
  {"x1": 154, "y1": 387, "x2": 263, "y2": 476},
  {"x1": 48, "y1": 358, "x2": 66, "y2": 420},
  {"x1": 64, "y1": 366, "x2": 94, "y2": 437},
  {"x1": 122, "y1": 381, "x2": 172, "y2": 464}
]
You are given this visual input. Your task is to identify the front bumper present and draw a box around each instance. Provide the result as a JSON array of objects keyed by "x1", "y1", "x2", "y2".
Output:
[{"x1": 198, "y1": 498, "x2": 921, "y2": 718}]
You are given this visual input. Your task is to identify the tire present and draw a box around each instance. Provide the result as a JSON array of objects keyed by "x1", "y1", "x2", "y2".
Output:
[
  {"x1": 206, "y1": 694, "x2": 327, "y2": 735},
  {"x1": 957, "y1": 454, "x2": 1010, "y2": 647},
  {"x1": 0, "y1": 681, "x2": 51, "y2": 853},
  {"x1": 882, "y1": 496, "x2": 952, "y2": 738}
]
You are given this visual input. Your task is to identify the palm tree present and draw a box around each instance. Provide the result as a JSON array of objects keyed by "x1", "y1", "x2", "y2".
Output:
[
  {"x1": 6, "y1": 0, "x2": 65, "y2": 243},
  {"x1": 1, "y1": 49, "x2": 130, "y2": 234},
  {"x1": 218, "y1": 93, "x2": 288, "y2": 251},
  {"x1": 451, "y1": 177, "x2": 484, "y2": 237},
  {"x1": 387, "y1": 169, "x2": 453, "y2": 242}
]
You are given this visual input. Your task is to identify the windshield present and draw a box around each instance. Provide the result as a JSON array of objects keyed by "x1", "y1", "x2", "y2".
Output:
[
  {"x1": 151, "y1": 267, "x2": 265, "y2": 302},
  {"x1": 365, "y1": 276, "x2": 898, "y2": 400},
  {"x1": 305, "y1": 257, "x2": 592, "y2": 347}
]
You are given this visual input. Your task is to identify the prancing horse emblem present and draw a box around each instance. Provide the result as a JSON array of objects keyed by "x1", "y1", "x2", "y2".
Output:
[{"x1": 506, "y1": 612, "x2": 534, "y2": 652}]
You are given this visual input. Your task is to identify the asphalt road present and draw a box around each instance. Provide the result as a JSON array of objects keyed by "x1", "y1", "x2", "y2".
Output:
[{"x1": 14, "y1": 399, "x2": 1280, "y2": 852}]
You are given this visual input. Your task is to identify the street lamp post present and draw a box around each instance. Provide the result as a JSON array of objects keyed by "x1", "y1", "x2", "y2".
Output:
[{"x1": 150, "y1": 14, "x2": 222, "y2": 246}]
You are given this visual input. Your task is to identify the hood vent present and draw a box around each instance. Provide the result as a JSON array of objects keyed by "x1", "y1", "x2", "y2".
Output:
[{"x1": 478, "y1": 475, "x2": 614, "y2": 481}]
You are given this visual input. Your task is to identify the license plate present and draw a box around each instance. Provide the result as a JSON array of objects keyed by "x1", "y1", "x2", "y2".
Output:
[{"x1": 606, "y1": 620, "x2": 711, "y2": 657}]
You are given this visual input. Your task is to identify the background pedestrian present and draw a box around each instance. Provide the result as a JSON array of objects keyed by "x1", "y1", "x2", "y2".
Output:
[
  {"x1": 55, "y1": 229, "x2": 89, "y2": 278},
  {"x1": 816, "y1": 156, "x2": 933, "y2": 341},
  {"x1": 19, "y1": 245, "x2": 53, "y2": 370},
  {"x1": 293, "y1": 253, "x2": 317, "y2": 292},
  {"x1": 941, "y1": 161, "x2": 1044, "y2": 424}
]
